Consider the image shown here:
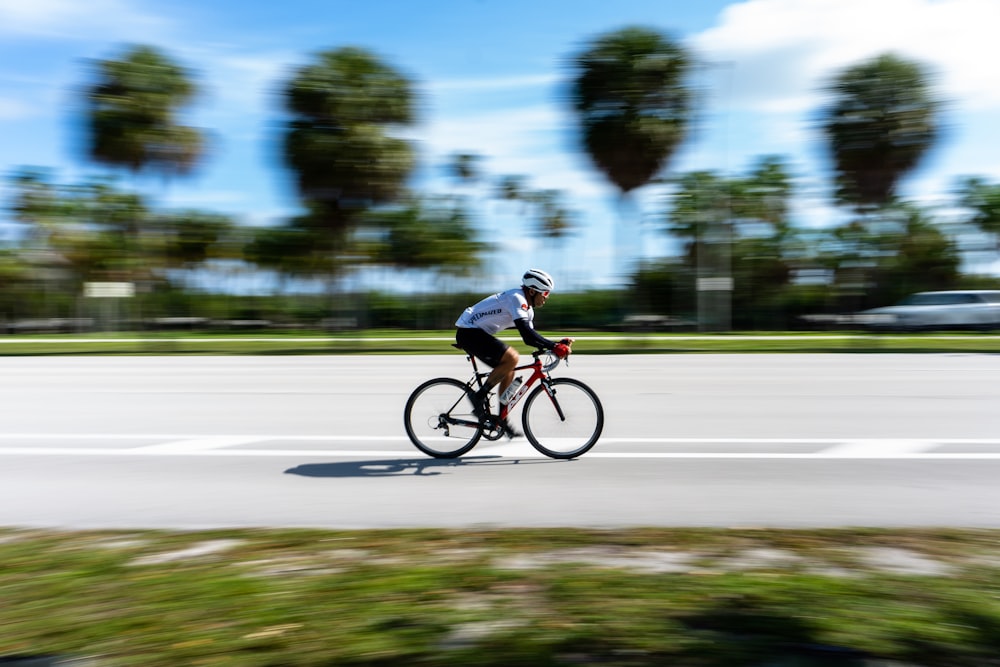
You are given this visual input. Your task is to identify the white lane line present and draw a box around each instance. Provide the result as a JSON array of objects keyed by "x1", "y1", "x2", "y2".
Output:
[
  {"x1": 0, "y1": 436, "x2": 998, "y2": 459},
  {"x1": 0, "y1": 449, "x2": 999, "y2": 459},
  {"x1": 0, "y1": 448, "x2": 422, "y2": 457},
  {"x1": 0, "y1": 448, "x2": 1000, "y2": 459},
  {"x1": 817, "y1": 439, "x2": 938, "y2": 458},
  {"x1": 132, "y1": 436, "x2": 268, "y2": 454},
  {"x1": 0, "y1": 434, "x2": 997, "y2": 446},
  {"x1": 0, "y1": 434, "x2": 412, "y2": 441}
]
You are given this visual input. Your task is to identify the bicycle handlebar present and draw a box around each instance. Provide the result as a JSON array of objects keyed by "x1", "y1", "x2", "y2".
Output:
[{"x1": 532, "y1": 348, "x2": 563, "y2": 373}]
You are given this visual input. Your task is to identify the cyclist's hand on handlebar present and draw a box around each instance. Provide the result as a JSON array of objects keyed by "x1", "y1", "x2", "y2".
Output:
[{"x1": 553, "y1": 342, "x2": 571, "y2": 358}]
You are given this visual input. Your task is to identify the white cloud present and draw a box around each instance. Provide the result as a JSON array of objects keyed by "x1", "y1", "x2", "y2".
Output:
[
  {"x1": 0, "y1": 97, "x2": 32, "y2": 120},
  {"x1": 0, "y1": 0, "x2": 171, "y2": 41},
  {"x1": 416, "y1": 102, "x2": 622, "y2": 202},
  {"x1": 691, "y1": 0, "x2": 1000, "y2": 114}
]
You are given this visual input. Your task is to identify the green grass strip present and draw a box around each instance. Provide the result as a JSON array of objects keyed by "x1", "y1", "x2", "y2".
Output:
[
  {"x1": 3, "y1": 331, "x2": 1000, "y2": 355},
  {"x1": 3, "y1": 527, "x2": 1000, "y2": 665}
]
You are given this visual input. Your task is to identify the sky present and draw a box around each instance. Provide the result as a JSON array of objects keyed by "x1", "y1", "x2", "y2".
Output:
[{"x1": 2, "y1": 0, "x2": 1000, "y2": 293}]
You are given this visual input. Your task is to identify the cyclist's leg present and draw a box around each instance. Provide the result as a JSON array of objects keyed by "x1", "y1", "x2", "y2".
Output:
[
  {"x1": 455, "y1": 327, "x2": 516, "y2": 413},
  {"x1": 490, "y1": 347, "x2": 519, "y2": 398}
]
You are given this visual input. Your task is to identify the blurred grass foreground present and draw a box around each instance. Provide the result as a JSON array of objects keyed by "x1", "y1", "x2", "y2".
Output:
[{"x1": 4, "y1": 527, "x2": 1000, "y2": 666}]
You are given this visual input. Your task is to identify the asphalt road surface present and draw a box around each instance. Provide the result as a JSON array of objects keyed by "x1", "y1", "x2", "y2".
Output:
[{"x1": 1, "y1": 353, "x2": 998, "y2": 529}]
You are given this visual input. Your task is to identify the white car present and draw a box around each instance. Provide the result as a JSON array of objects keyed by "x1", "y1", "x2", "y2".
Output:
[{"x1": 856, "y1": 290, "x2": 1000, "y2": 331}]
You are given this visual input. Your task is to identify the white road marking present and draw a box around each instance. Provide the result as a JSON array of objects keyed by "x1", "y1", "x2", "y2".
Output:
[
  {"x1": 0, "y1": 448, "x2": 998, "y2": 460},
  {"x1": 132, "y1": 436, "x2": 268, "y2": 453},
  {"x1": 817, "y1": 439, "x2": 937, "y2": 458},
  {"x1": 0, "y1": 436, "x2": 998, "y2": 459},
  {"x1": 0, "y1": 434, "x2": 411, "y2": 441}
]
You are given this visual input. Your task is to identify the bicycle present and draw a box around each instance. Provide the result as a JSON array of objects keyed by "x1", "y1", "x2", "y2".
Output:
[{"x1": 403, "y1": 345, "x2": 604, "y2": 459}]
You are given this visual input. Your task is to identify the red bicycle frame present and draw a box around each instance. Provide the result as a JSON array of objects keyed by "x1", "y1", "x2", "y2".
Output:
[{"x1": 497, "y1": 355, "x2": 550, "y2": 422}]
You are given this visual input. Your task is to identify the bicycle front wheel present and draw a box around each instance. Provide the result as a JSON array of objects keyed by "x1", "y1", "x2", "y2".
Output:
[
  {"x1": 404, "y1": 377, "x2": 483, "y2": 458},
  {"x1": 522, "y1": 378, "x2": 603, "y2": 459}
]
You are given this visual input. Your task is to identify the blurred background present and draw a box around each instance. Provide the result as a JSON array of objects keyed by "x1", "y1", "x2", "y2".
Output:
[{"x1": 2, "y1": 0, "x2": 999, "y2": 334}]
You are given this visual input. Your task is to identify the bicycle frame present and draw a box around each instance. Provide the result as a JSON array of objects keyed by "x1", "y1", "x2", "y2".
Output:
[
  {"x1": 498, "y1": 357, "x2": 549, "y2": 421},
  {"x1": 464, "y1": 349, "x2": 562, "y2": 423}
]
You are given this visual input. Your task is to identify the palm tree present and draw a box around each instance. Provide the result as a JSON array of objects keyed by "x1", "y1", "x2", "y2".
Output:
[
  {"x1": 84, "y1": 45, "x2": 203, "y2": 177},
  {"x1": 82, "y1": 45, "x2": 204, "y2": 326},
  {"x1": 819, "y1": 53, "x2": 942, "y2": 311},
  {"x1": 568, "y1": 26, "x2": 693, "y2": 280},
  {"x1": 820, "y1": 53, "x2": 942, "y2": 211},
  {"x1": 281, "y1": 47, "x2": 417, "y2": 242}
]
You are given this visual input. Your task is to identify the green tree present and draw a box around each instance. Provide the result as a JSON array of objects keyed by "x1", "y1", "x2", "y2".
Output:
[
  {"x1": 818, "y1": 53, "x2": 942, "y2": 314},
  {"x1": 362, "y1": 196, "x2": 487, "y2": 283},
  {"x1": 82, "y1": 45, "x2": 205, "y2": 325},
  {"x1": 664, "y1": 157, "x2": 795, "y2": 329},
  {"x1": 882, "y1": 204, "x2": 960, "y2": 300},
  {"x1": 956, "y1": 177, "x2": 1000, "y2": 253},
  {"x1": 9, "y1": 170, "x2": 143, "y2": 287},
  {"x1": 281, "y1": 47, "x2": 417, "y2": 241},
  {"x1": 160, "y1": 211, "x2": 239, "y2": 275},
  {"x1": 7, "y1": 171, "x2": 153, "y2": 324},
  {"x1": 244, "y1": 222, "x2": 329, "y2": 294},
  {"x1": 568, "y1": 26, "x2": 693, "y2": 279},
  {"x1": 820, "y1": 53, "x2": 942, "y2": 211},
  {"x1": 84, "y1": 45, "x2": 203, "y2": 177},
  {"x1": 814, "y1": 204, "x2": 960, "y2": 312}
]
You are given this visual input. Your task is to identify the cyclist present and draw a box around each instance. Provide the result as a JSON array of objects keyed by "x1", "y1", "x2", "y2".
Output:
[{"x1": 455, "y1": 269, "x2": 573, "y2": 432}]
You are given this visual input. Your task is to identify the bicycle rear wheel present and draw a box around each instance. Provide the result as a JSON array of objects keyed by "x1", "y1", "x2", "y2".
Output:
[
  {"x1": 404, "y1": 377, "x2": 483, "y2": 458},
  {"x1": 521, "y1": 378, "x2": 603, "y2": 459}
]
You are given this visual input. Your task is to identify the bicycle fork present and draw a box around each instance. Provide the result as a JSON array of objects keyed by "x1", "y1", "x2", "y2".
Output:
[{"x1": 537, "y1": 378, "x2": 567, "y2": 422}]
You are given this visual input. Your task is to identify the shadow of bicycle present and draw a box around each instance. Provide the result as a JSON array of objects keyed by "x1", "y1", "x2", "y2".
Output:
[{"x1": 285, "y1": 455, "x2": 565, "y2": 478}]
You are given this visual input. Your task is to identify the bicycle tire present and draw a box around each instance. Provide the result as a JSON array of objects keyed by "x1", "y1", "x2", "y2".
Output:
[
  {"x1": 521, "y1": 377, "x2": 603, "y2": 459},
  {"x1": 404, "y1": 377, "x2": 483, "y2": 458}
]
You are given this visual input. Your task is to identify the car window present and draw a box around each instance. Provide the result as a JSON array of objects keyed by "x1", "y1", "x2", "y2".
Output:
[
  {"x1": 900, "y1": 293, "x2": 953, "y2": 306},
  {"x1": 981, "y1": 293, "x2": 1000, "y2": 304},
  {"x1": 900, "y1": 292, "x2": 983, "y2": 306}
]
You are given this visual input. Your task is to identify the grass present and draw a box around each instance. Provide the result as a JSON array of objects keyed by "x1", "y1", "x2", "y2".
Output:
[
  {"x1": 4, "y1": 527, "x2": 1000, "y2": 665},
  {"x1": 3, "y1": 329, "x2": 1000, "y2": 355}
]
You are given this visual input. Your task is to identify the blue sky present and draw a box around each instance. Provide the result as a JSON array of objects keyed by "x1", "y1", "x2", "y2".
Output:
[{"x1": 2, "y1": 0, "x2": 999, "y2": 292}]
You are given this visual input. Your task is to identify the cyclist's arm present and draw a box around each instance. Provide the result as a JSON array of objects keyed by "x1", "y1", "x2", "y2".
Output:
[{"x1": 514, "y1": 318, "x2": 556, "y2": 350}]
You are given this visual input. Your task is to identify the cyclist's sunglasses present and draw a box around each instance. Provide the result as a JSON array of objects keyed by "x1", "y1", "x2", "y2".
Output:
[{"x1": 534, "y1": 289, "x2": 550, "y2": 297}]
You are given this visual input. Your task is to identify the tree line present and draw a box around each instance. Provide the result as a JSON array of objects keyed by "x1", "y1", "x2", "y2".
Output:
[{"x1": 2, "y1": 27, "x2": 1000, "y2": 331}]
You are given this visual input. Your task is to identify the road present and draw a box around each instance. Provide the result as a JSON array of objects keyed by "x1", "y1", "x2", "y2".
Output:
[{"x1": 1, "y1": 353, "x2": 998, "y2": 529}]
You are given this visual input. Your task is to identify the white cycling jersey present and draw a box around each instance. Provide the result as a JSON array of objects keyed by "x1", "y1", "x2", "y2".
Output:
[{"x1": 455, "y1": 288, "x2": 534, "y2": 335}]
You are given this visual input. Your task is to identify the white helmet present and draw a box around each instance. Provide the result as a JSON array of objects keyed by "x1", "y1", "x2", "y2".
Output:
[{"x1": 522, "y1": 268, "x2": 554, "y2": 293}]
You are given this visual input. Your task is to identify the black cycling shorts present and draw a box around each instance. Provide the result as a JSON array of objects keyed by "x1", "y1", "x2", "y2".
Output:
[{"x1": 455, "y1": 327, "x2": 509, "y2": 368}]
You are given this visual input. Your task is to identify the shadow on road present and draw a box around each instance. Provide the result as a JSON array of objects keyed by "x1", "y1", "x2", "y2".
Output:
[{"x1": 285, "y1": 455, "x2": 564, "y2": 478}]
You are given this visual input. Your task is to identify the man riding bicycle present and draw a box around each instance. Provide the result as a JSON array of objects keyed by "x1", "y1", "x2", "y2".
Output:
[{"x1": 455, "y1": 269, "x2": 573, "y2": 431}]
